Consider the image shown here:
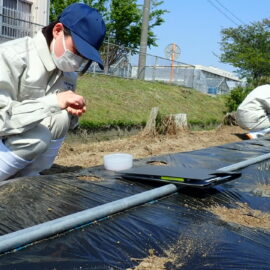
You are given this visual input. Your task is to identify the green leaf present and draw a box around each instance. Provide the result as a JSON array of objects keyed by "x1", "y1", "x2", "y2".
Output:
[{"x1": 220, "y1": 20, "x2": 270, "y2": 80}]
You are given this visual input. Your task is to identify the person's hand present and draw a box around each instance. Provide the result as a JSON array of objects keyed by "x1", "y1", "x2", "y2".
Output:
[{"x1": 56, "y1": 91, "x2": 86, "y2": 116}]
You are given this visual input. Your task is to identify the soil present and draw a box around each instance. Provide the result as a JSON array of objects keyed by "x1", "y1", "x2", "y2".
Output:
[
  {"x1": 208, "y1": 202, "x2": 270, "y2": 230},
  {"x1": 128, "y1": 200, "x2": 270, "y2": 270},
  {"x1": 49, "y1": 125, "x2": 270, "y2": 269},
  {"x1": 53, "y1": 125, "x2": 246, "y2": 173},
  {"x1": 127, "y1": 249, "x2": 173, "y2": 270}
]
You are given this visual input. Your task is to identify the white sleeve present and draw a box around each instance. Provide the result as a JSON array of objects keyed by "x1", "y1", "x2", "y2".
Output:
[
  {"x1": 0, "y1": 43, "x2": 61, "y2": 136},
  {"x1": 0, "y1": 93, "x2": 61, "y2": 136}
]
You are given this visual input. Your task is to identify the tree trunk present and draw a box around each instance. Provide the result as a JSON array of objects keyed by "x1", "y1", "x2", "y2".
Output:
[
  {"x1": 172, "y1": 113, "x2": 187, "y2": 129},
  {"x1": 142, "y1": 107, "x2": 159, "y2": 136}
]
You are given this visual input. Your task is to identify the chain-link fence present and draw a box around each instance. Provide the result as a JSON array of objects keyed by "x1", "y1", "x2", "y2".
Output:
[
  {"x1": 0, "y1": 13, "x2": 240, "y2": 94},
  {"x1": 89, "y1": 39, "x2": 240, "y2": 94}
]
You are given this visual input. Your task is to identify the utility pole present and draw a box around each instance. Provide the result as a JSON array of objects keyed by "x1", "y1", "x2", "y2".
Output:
[
  {"x1": 47, "y1": 0, "x2": 50, "y2": 25},
  {"x1": 137, "y1": 0, "x2": 150, "y2": 80}
]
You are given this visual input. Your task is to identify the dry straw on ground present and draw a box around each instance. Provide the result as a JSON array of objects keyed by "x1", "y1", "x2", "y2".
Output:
[
  {"x1": 55, "y1": 125, "x2": 244, "y2": 171},
  {"x1": 208, "y1": 202, "x2": 270, "y2": 230}
]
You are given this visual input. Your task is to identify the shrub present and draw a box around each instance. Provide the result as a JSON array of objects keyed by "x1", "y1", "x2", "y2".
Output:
[{"x1": 225, "y1": 86, "x2": 252, "y2": 112}]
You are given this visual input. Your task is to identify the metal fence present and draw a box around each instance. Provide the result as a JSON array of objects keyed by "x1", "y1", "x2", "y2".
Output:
[
  {"x1": 0, "y1": 13, "x2": 240, "y2": 94},
  {"x1": 0, "y1": 6, "x2": 43, "y2": 42},
  {"x1": 90, "y1": 39, "x2": 240, "y2": 94}
]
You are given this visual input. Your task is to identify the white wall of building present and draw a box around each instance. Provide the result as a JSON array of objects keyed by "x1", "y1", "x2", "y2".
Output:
[
  {"x1": 0, "y1": 0, "x2": 49, "y2": 42},
  {"x1": 31, "y1": 0, "x2": 50, "y2": 26}
]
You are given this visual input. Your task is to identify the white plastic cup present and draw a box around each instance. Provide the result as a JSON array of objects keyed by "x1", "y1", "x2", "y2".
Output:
[{"x1": 103, "y1": 153, "x2": 133, "y2": 171}]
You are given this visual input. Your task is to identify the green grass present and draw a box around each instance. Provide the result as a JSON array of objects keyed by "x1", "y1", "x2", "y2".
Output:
[{"x1": 76, "y1": 74, "x2": 227, "y2": 130}]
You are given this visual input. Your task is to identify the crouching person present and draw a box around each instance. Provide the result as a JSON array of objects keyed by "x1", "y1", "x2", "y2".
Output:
[
  {"x1": 236, "y1": 84, "x2": 270, "y2": 139},
  {"x1": 0, "y1": 3, "x2": 106, "y2": 180}
]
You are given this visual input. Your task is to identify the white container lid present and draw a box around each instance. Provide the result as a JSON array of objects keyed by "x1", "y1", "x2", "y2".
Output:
[{"x1": 103, "y1": 153, "x2": 133, "y2": 171}]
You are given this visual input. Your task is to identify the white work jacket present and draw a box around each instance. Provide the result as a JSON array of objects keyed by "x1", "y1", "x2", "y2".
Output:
[
  {"x1": 0, "y1": 31, "x2": 78, "y2": 137},
  {"x1": 236, "y1": 84, "x2": 270, "y2": 130}
]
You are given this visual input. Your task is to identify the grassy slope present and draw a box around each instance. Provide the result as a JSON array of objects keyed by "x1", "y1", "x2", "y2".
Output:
[{"x1": 77, "y1": 74, "x2": 227, "y2": 128}]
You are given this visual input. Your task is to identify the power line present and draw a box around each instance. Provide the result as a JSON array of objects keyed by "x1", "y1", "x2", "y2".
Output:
[
  {"x1": 213, "y1": 0, "x2": 246, "y2": 25},
  {"x1": 206, "y1": 0, "x2": 240, "y2": 26}
]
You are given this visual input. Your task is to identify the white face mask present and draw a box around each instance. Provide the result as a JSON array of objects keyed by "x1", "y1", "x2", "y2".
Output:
[{"x1": 51, "y1": 34, "x2": 85, "y2": 72}]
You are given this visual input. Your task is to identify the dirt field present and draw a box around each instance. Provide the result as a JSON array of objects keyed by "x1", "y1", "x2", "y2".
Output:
[
  {"x1": 54, "y1": 125, "x2": 246, "y2": 172},
  {"x1": 52, "y1": 125, "x2": 270, "y2": 270}
]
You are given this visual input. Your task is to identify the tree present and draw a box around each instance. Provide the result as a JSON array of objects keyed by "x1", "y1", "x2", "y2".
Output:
[
  {"x1": 49, "y1": 0, "x2": 168, "y2": 70},
  {"x1": 103, "y1": 0, "x2": 168, "y2": 71},
  {"x1": 220, "y1": 19, "x2": 270, "y2": 81},
  {"x1": 50, "y1": 0, "x2": 77, "y2": 22},
  {"x1": 50, "y1": 0, "x2": 108, "y2": 22},
  {"x1": 106, "y1": 0, "x2": 166, "y2": 50}
]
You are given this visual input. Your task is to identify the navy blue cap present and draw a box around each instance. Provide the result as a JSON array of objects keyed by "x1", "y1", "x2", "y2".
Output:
[{"x1": 58, "y1": 3, "x2": 106, "y2": 69}]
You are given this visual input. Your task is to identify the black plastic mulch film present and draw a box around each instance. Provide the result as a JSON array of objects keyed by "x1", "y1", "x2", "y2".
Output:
[{"x1": 0, "y1": 138, "x2": 270, "y2": 270}]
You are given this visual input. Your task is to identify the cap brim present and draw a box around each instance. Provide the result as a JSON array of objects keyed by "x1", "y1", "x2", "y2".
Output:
[{"x1": 71, "y1": 31, "x2": 104, "y2": 70}]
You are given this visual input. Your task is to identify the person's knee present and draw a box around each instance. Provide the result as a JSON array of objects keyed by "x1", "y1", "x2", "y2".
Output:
[
  {"x1": 4, "y1": 124, "x2": 52, "y2": 161},
  {"x1": 41, "y1": 111, "x2": 70, "y2": 140}
]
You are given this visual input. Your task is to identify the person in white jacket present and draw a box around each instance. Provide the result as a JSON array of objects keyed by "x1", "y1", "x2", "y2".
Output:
[
  {"x1": 0, "y1": 3, "x2": 106, "y2": 180},
  {"x1": 236, "y1": 84, "x2": 270, "y2": 139}
]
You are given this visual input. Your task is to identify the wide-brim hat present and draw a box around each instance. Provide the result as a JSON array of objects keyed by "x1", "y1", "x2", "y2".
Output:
[{"x1": 58, "y1": 3, "x2": 106, "y2": 69}]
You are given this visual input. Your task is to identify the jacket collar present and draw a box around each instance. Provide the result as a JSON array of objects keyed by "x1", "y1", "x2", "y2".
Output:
[{"x1": 33, "y1": 31, "x2": 56, "y2": 72}]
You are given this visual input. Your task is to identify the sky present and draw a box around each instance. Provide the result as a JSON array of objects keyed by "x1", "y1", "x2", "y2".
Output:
[{"x1": 143, "y1": 0, "x2": 270, "y2": 75}]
